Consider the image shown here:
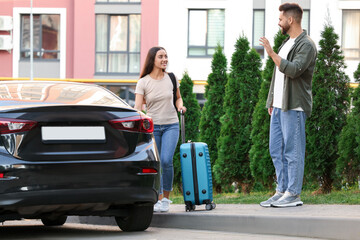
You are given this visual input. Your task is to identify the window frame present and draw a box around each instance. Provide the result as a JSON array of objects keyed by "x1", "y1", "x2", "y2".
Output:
[
  {"x1": 341, "y1": 9, "x2": 360, "y2": 60},
  {"x1": 13, "y1": 8, "x2": 66, "y2": 79},
  {"x1": 252, "y1": 9, "x2": 265, "y2": 58},
  {"x1": 95, "y1": 14, "x2": 141, "y2": 75},
  {"x1": 302, "y1": 9, "x2": 310, "y2": 35},
  {"x1": 187, "y1": 9, "x2": 225, "y2": 58},
  {"x1": 19, "y1": 14, "x2": 61, "y2": 61}
]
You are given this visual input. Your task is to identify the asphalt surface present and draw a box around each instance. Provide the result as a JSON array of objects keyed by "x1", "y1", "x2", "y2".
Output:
[
  {"x1": 69, "y1": 204, "x2": 360, "y2": 240},
  {"x1": 1, "y1": 220, "x2": 321, "y2": 240}
]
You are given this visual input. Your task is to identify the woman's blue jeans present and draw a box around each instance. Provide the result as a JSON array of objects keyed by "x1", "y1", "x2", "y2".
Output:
[
  {"x1": 269, "y1": 108, "x2": 307, "y2": 196},
  {"x1": 153, "y1": 123, "x2": 179, "y2": 195}
]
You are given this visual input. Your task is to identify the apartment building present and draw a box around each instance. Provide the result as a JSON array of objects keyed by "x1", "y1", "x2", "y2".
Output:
[{"x1": 0, "y1": 0, "x2": 359, "y2": 105}]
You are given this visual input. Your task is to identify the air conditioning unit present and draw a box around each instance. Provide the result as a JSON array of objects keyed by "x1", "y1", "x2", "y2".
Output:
[
  {"x1": 0, "y1": 35, "x2": 13, "y2": 50},
  {"x1": 0, "y1": 16, "x2": 13, "y2": 31}
]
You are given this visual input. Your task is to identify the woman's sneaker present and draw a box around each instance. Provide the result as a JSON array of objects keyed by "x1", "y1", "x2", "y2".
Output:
[
  {"x1": 260, "y1": 191, "x2": 284, "y2": 207},
  {"x1": 153, "y1": 200, "x2": 162, "y2": 212},
  {"x1": 160, "y1": 198, "x2": 172, "y2": 212}
]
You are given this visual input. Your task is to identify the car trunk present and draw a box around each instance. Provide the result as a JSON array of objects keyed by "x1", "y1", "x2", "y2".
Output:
[{"x1": 0, "y1": 105, "x2": 149, "y2": 161}]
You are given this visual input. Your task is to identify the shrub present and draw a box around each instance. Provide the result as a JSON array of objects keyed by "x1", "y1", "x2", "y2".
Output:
[
  {"x1": 199, "y1": 45, "x2": 228, "y2": 187},
  {"x1": 214, "y1": 35, "x2": 262, "y2": 193},
  {"x1": 337, "y1": 63, "x2": 360, "y2": 187},
  {"x1": 305, "y1": 24, "x2": 350, "y2": 193}
]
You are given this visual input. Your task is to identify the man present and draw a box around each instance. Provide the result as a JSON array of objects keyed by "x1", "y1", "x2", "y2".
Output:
[{"x1": 259, "y1": 3, "x2": 317, "y2": 207}]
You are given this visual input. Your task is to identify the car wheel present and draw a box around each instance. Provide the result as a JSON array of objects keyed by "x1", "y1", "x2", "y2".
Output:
[
  {"x1": 115, "y1": 205, "x2": 153, "y2": 232},
  {"x1": 41, "y1": 216, "x2": 67, "y2": 226}
]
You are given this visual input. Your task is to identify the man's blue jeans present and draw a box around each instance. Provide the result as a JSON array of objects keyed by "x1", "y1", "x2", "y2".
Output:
[
  {"x1": 153, "y1": 123, "x2": 179, "y2": 195},
  {"x1": 269, "y1": 108, "x2": 307, "y2": 196}
]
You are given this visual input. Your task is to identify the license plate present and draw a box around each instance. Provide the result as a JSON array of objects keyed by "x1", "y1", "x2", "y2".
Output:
[{"x1": 41, "y1": 126, "x2": 106, "y2": 143}]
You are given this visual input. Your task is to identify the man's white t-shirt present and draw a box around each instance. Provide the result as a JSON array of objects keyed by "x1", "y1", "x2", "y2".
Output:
[{"x1": 273, "y1": 38, "x2": 303, "y2": 111}]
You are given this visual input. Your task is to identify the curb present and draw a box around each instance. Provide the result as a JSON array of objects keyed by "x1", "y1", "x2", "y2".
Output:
[
  {"x1": 151, "y1": 213, "x2": 360, "y2": 240},
  {"x1": 68, "y1": 204, "x2": 360, "y2": 240}
]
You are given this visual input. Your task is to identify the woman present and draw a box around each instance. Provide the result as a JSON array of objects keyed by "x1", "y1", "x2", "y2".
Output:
[{"x1": 134, "y1": 46, "x2": 186, "y2": 212}]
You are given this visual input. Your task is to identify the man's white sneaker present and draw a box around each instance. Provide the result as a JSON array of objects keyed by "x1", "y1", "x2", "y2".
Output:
[
  {"x1": 271, "y1": 191, "x2": 303, "y2": 207},
  {"x1": 153, "y1": 200, "x2": 162, "y2": 212},
  {"x1": 260, "y1": 191, "x2": 284, "y2": 207},
  {"x1": 160, "y1": 198, "x2": 172, "y2": 212}
]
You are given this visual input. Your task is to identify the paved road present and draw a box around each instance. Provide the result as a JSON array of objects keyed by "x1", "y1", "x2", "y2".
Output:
[{"x1": 1, "y1": 220, "x2": 322, "y2": 240}]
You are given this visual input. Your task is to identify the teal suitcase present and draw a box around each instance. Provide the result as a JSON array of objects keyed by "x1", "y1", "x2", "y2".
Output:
[{"x1": 180, "y1": 112, "x2": 216, "y2": 211}]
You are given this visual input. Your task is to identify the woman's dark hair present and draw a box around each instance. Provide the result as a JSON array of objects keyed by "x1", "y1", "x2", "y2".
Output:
[
  {"x1": 279, "y1": 2, "x2": 303, "y2": 23},
  {"x1": 140, "y1": 46, "x2": 166, "y2": 78}
]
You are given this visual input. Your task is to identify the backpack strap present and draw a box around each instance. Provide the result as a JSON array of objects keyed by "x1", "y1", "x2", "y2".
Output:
[{"x1": 168, "y1": 72, "x2": 178, "y2": 111}]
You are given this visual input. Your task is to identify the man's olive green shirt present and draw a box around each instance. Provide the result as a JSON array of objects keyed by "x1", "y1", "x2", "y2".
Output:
[{"x1": 266, "y1": 31, "x2": 317, "y2": 117}]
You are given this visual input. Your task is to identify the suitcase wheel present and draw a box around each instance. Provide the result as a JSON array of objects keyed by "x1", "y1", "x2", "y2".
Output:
[
  {"x1": 206, "y1": 203, "x2": 216, "y2": 211},
  {"x1": 185, "y1": 203, "x2": 196, "y2": 212}
]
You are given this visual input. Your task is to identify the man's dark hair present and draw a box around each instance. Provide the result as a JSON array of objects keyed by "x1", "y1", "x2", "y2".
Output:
[{"x1": 279, "y1": 2, "x2": 303, "y2": 23}]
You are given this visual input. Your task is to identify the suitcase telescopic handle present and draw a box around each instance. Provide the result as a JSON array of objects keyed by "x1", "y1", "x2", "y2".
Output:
[{"x1": 180, "y1": 110, "x2": 185, "y2": 144}]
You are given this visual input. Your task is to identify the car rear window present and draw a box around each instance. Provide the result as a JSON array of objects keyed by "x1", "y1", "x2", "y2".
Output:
[{"x1": 0, "y1": 82, "x2": 129, "y2": 108}]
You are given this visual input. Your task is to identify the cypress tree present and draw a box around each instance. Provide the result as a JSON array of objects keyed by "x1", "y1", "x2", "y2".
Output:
[
  {"x1": 173, "y1": 72, "x2": 201, "y2": 190},
  {"x1": 305, "y1": 24, "x2": 350, "y2": 193},
  {"x1": 214, "y1": 35, "x2": 262, "y2": 193},
  {"x1": 337, "y1": 63, "x2": 360, "y2": 187},
  {"x1": 199, "y1": 45, "x2": 228, "y2": 186},
  {"x1": 249, "y1": 31, "x2": 288, "y2": 190},
  {"x1": 180, "y1": 71, "x2": 201, "y2": 142}
]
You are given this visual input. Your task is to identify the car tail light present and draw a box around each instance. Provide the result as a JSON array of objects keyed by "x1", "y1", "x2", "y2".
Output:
[
  {"x1": 137, "y1": 168, "x2": 158, "y2": 175},
  {"x1": 141, "y1": 168, "x2": 157, "y2": 174},
  {"x1": 0, "y1": 118, "x2": 37, "y2": 134},
  {"x1": 109, "y1": 116, "x2": 154, "y2": 133},
  {"x1": 0, "y1": 173, "x2": 3, "y2": 178}
]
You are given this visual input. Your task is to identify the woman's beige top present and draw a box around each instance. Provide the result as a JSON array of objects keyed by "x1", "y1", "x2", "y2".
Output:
[{"x1": 135, "y1": 73, "x2": 179, "y2": 125}]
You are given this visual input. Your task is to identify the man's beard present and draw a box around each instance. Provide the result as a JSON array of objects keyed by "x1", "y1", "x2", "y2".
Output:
[{"x1": 281, "y1": 24, "x2": 290, "y2": 35}]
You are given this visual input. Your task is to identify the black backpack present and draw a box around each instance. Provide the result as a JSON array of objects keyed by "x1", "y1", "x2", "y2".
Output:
[{"x1": 168, "y1": 72, "x2": 178, "y2": 111}]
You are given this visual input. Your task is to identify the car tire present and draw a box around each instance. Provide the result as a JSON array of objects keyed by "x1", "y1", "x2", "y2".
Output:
[
  {"x1": 115, "y1": 205, "x2": 153, "y2": 232},
  {"x1": 41, "y1": 215, "x2": 67, "y2": 226}
]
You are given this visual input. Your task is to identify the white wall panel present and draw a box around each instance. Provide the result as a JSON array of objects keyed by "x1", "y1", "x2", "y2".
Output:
[{"x1": 158, "y1": 0, "x2": 359, "y2": 87}]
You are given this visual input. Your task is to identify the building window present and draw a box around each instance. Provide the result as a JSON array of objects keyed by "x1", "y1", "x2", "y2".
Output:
[
  {"x1": 20, "y1": 14, "x2": 60, "y2": 59},
  {"x1": 342, "y1": 9, "x2": 360, "y2": 60},
  {"x1": 96, "y1": 14, "x2": 141, "y2": 74},
  {"x1": 188, "y1": 9, "x2": 225, "y2": 57},
  {"x1": 253, "y1": 9, "x2": 265, "y2": 58},
  {"x1": 96, "y1": 0, "x2": 141, "y2": 2},
  {"x1": 302, "y1": 9, "x2": 310, "y2": 35}
]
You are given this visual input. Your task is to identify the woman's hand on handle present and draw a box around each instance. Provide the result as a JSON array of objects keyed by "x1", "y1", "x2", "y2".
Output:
[{"x1": 179, "y1": 106, "x2": 187, "y2": 114}]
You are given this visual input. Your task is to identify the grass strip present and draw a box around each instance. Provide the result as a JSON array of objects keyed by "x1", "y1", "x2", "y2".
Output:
[{"x1": 170, "y1": 189, "x2": 360, "y2": 205}]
